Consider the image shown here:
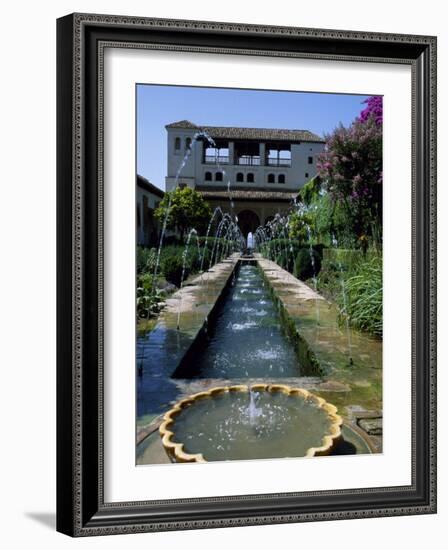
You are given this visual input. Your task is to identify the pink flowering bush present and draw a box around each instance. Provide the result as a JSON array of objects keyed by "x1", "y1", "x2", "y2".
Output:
[
  {"x1": 317, "y1": 96, "x2": 383, "y2": 247},
  {"x1": 358, "y1": 95, "x2": 383, "y2": 126}
]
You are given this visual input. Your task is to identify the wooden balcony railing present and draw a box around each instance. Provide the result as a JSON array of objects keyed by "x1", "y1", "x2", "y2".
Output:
[
  {"x1": 267, "y1": 158, "x2": 291, "y2": 166},
  {"x1": 204, "y1": 155, "x2": 229, "y2": 164},
  {"x1": 202, "y1": 155, "x2": 292, "y2": 167},
  {"x1": 237, "y1": 156, "x2": 261, "y2": 166}
]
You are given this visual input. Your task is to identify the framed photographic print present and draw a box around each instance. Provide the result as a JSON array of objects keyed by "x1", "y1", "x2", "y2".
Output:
[{"x1": 56, "y1": 13, "x2": 437, "y2": 536}]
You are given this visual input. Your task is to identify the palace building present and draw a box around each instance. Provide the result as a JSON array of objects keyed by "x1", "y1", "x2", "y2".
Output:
[
  {"x1": 137, "y1": 174, "x2": 164, "y2": 246},
  {"x1": 165, "y1": 120, "x2": 325, "y2": 235}
]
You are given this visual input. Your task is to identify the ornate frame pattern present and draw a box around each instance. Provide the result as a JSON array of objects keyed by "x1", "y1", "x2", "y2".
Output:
[{"x1": 56, "y1": 13, "x2": 437, "y2": 537}]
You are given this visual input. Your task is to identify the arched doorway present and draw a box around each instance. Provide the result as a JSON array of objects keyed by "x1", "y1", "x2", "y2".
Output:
[{"x1": 237, "y1": 209, "x2": 260, "y2": 237}]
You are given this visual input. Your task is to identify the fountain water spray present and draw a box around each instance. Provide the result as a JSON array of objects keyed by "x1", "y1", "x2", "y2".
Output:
[
  {"x1": 139, "y1": 130, "x2": 244, "y2": 373},
  {"x1": 305, "y1": 223, "x2": 320, "y2": 328},
  {"x1": 199, "y1": 206, "x2": 224, "y2": 272},
  {"x1": 332, "y1": 234, "x2": 353, "y2": 365},
  {"x1": 248, "y1": 387, "x2": 262, "y2": 425},
  {"x1": 177, "y1": 228, "x2": 201, "y2": 330}
]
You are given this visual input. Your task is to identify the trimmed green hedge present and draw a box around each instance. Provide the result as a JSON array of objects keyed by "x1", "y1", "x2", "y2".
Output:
[
  {"x1": 137, "y1": 238, "x2": 237, "y2": 289},
  {"x1": 260, "y1": 239, "x2": 324, "y2": 277},
  {"x1": 322, "y1": 248, "x2": 364, "y2": 272},
  {"x1": 293, "y1": 248, "x2": 322, "y2": 281}
]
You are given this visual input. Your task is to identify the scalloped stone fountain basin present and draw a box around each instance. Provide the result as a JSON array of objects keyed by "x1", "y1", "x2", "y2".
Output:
[{"x1": 160, "y1": 384, "x2": 342, "y2": 463}]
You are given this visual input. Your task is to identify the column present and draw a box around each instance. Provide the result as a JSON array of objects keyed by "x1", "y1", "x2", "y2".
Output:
[
  {"x1": 259, "y1": 142, "x2": 266, "y2": 165},
  {"x1": 228, "y1": 141, "x2": 235, "y2": 165}
]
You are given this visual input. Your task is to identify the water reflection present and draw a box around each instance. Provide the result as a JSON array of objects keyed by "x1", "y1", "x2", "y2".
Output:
[{"x1": 174, "y1": 264, "x2": 301, "y2": 379}]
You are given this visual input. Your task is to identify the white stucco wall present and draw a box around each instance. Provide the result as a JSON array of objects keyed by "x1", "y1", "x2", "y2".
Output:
[
  {"x1": 136, "y1": 184, "x2": 163, "y2": 246},
  {"x1": 165, "y1": 126, "x2": 325, "y2": 191}
]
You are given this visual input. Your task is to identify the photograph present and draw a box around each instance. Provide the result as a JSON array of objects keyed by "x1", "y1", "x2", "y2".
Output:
[{"x1": 135, "y1": 85, "x2": 384, "y2": 465}]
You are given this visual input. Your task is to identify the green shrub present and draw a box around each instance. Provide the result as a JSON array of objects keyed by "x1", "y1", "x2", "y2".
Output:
[
  {"x1": 198, "y1": 236, "x2": 233, "y2": 248},
  {"x1": 137, "y1": 237, "x2": 237, "y2": 318},
  {"x1": 163, "y1": 235, "x2": 181, "y2": 246},
  {"x1": 312, "y1": 193, "x2": 358, "y2": 248},
  {"x1": 274, "y1": 248, "x2": 296, "y2": 273},
  {"x1": 162, "y1": 253, "x2": 187, "y2": 287},
  {"x1": 260, "y1": 240, "x2": 325, "y2": 276},
  {"x1": 342, "y1": 255, "x2": 382, "y2": 337},
  {"x1": 312, "y1": 243, "x2": 325, "y2": 258},
  {"x1": 293, "y1": 248, "x2": 322, "y2": 281},
  {"x1": 188, "y1": 247, "x2": 201, "y2": 272},
  {"x1": 261, "y1": 239, "x2": 302, "y2": 264},
  {"x1": 316, "y1": 262, "x2": 341, "y2": 302},
  {"x1": 202, "y1": 238, "x2": 236, "y2": 266},
  {"x1": 159, "y1": 244, "x2": 181, "y2": 260},
  {"x1": 137, "y1": 246, "x2": 157, "y2": 274},
  {"x1": 142, "y1": 238, "x2": 236, "y2": 289},
  {"x1": 200, "y1": 247, "x2": 211, "y2": 269},
  {"x1": 322, "y1": 248, "x2": 363, "y2": 273},
  {"x1": 297, "y1": 176, "x2": 322, "y2": 205},
  {"x1": 136, "y1": 273, "x2": 163, "y2": 318}
]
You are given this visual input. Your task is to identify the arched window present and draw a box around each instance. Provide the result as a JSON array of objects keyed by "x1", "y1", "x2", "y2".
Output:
[
  {"x1": 175, "y1": 137, "x2": 181, "y2": 151},
  {"x1": 247, "y1": 173, "x2": 254, "y2": 183},
  {"x1": 236, "y1": 172, "x2": 244, "y2": 183},
  {"x1": 205, "y1": 171, "x2": 212, "y2": 181},
  {"x1": 185, "y1": 137, "x2": 192, "y2": 150},
  {"x1": 278, "y1": 174, "x2": 286, "y2": 184},
  {"x1": 267, "y1": 173, "x2": 275, "y2": 184},
  {"x1": 215, "y1": 172, "x2": 223, "y2": 182}
]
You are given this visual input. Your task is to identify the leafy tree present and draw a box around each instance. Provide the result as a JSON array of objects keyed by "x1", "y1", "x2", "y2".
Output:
[
  {"x1": 313, "y1": 193, "x2": 356, "y2": 248},
  {"x1": 297, "y1": 176, "x2": 322, "y2": 206},
  {"x1": 288, "y1": 210, "x2": 315, "y2": 244},
  {"x1": 154, "y1": 186, "x2": 212, "y2": 242}
]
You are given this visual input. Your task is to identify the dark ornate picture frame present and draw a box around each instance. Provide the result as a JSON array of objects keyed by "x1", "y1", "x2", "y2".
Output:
[{"x1": 56, "y1": 13, "x2": 437, "y2": 537}]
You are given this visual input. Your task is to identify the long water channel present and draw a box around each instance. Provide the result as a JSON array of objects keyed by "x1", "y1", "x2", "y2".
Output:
[{"x1": 174, "y1": 263, "x2": 301, "y2": 379}]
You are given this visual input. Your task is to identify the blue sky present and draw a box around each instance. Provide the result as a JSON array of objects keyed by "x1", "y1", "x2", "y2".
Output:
[{"x1": 136, "y1": 85, "x2": 371, "y2": 191}]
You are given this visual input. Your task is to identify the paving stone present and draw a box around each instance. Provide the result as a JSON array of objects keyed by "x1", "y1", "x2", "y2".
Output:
[
  {"x1": 345, "y1": 404, "x2": 368, "y2": 416},
  {"x1": 317, "y1": 380, "x2": 351, "y2": 392},
  {"x1": 357, "y1": 417, "x2": 383, "y2": 436},
  {"x1": 353, "y1": 380, "x2": 372, "y2": 387}
]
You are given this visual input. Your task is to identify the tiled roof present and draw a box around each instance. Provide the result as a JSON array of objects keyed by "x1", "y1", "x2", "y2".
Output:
[
  {"x1": 165, "y1": 120, "x2": 198, "y2": 129},
  {"x1": 165, "y1": 120, "x2": 324, "y2": 143},
  {"x1": 197, "y1": 188, "x2": 297, "y2": 201},
  {"x1": 136, "y1": 175, "x2": 164, "y2": 197}
]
